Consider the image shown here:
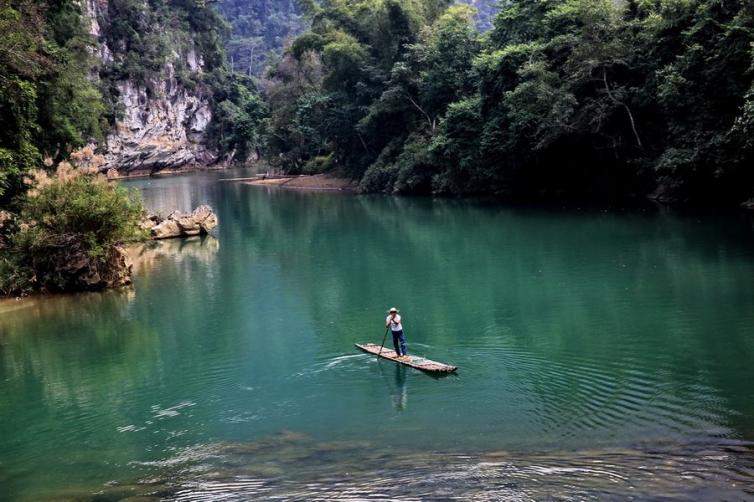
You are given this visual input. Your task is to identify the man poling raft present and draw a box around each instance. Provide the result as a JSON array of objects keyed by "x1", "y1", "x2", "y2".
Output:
[
  {"x1": 354, "y1": 306, "x2": 458, "y2": 374},
  {"x1": 385, "y1": 307, "x2": 408, "y2": 360}
]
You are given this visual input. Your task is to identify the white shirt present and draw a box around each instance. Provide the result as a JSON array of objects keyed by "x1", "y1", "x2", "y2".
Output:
[{"x1": 386, "y1": 314, "x2": 402, "y2": 332}]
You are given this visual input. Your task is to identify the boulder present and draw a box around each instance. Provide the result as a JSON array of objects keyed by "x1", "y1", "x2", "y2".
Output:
[
  {"x1": 144, "y1": 205, "x2": 218, "y2": 239},
  {"x1": 151, "y1": 219, "x2": 181, "y2": 239},
  {"x1": 76, "y1": 246, "x2": 133, "y2": 289},
  {"x1": 139, "y1": 213, "x2": 161, "y2": 232},
  {"x1": 176, "y1": 214, "x2": 202, "y2": 236},
  {"x1": 192, "y1": 204, "x2": 211, "y2": 222},
  {"x1": 193, "y1": 204, "x2": 218, "y2": 233}
]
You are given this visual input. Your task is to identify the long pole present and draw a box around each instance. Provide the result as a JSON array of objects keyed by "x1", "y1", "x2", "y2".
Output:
[{"x1": 377, "y1": 325, "x2": 390, "y2": 360}]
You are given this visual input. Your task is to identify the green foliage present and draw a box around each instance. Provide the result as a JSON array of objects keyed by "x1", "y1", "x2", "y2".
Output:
[
  {"x1": 3, "y1": 0, "x2": 753, "y2": 206},
  {"x1": 303, "y1": 153, "x2": 335, "y2": 174},
  {"x1": 103, "y1": 0, "x2": 168, "y2": 81},
  {"x1": 216, "y1": 0, "x2": 304, "y2": 76},
  {"x1": 430, "y1": 96, "x2": 485, "y2": 194},
  {"x1": 103, "y1": 0, "x2": 228, "y2": 81},
  {"x1": 0, "y1": 167, "x2": 146, "y2": 295},
  {"x1": 266, "y1": 0, "x2": 478, "y2": 182},
  {"x1": 268, "y1": 0, "x2": 754, "y2": 205},
  {"x1": 205, "y1": 71, "x2": 269, "y2": 162},
  {"x1": 22, "y1": 175, "x2": 144, "y2": 251},
  {"x1": 0, "y1": 0, "x2": 105, "y2": 208},
  {"x1": 263, "y1": 51, "x2": 328, "y2": 171},
  {"x1": 0, "y1": 255, "x2": 35, "y2": 296}
]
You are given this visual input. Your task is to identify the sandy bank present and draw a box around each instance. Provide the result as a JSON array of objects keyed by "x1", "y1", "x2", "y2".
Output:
[
  {"x1": 106, "y1": 166, "x2": 227, "y2": 180},
  {"x1": 243, "y1": 173, "x2": 355, "y2": 191}
]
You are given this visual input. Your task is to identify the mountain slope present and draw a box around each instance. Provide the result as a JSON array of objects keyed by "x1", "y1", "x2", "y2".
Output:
[{"x1": 214, "y1": 0, "x2": 500, "y2": 78}]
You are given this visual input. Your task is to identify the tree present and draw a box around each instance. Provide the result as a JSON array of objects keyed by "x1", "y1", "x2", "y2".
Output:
[
  {"x1": 216, "y1": 0, "x2": 304, "y2": 77},
  {"x1": 1, "y1": 154, "x2": 146, "y2": 295},
  {"x1": 0, "y1": 0, "x2": 105, "y2": 208}
]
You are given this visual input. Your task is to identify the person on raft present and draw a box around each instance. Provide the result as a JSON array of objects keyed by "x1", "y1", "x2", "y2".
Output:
[{"x1": 385, "y1": 307, "x2": 408, "y2": 360}]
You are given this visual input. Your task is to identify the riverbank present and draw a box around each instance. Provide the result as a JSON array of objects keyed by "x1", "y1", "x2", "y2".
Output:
[
  {"x1": 105, "y1": 165, "x2": 229, "y2": 180},
  {"x1": 243, "y1": 173, "x2": 355, "y2": 191}
]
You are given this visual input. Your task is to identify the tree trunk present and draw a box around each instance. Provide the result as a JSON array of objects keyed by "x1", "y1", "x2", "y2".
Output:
[
  {"x1": 405, "y1": 93, "x2": 436, "y2": 134},
  {"x1": 602, "y1": 68, "x2": 643, "y2": 150}
]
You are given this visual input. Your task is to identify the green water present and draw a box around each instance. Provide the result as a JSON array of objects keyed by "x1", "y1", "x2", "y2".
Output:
[{"x1": 2, "y1": 170, "x2": 754, "y2": 499}]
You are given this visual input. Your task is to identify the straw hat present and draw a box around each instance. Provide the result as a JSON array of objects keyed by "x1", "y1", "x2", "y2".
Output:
[{"x1": 388, "y1": 307, "x2": 399, "y2": 313}]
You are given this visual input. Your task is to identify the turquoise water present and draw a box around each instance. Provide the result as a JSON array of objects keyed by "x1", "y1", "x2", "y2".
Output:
[{"x1": 1, "y1": 170, "x2": 753, "y2": 499}]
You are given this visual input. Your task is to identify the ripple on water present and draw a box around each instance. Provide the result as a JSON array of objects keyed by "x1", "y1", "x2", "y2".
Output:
[
  {"x1": 292, "y1": 353, "x2": 366, "y2": 378},
  {"x1": 455, "y1": 342, "x2": 737, "y2": 447},
  {"x1": 101, "y1": 433, "x2": 754, "y2": 501}
]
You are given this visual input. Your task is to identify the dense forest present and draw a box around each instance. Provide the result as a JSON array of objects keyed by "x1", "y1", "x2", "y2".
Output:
[
  {"x1": 1, "y1": 0, "x2": 754, "y2": 208},
  {"x1": 266, "y1": 0, "x2": 754, "y2": 205},
  {"x1": 217, "y1": 0, "x2": 304, "y2": 77},
  {"x1": 0, "y1": 0, "x2": 270, "y2": 207},
  {"x1": 0, "y1": 0, "x2": 104, "y2": 207},
  {"x1": 216, "y1": 0, "x2": 500, "y2": 77},
  {"x1": 0, "y1": 0, "x2": 250, "y2": 293}
]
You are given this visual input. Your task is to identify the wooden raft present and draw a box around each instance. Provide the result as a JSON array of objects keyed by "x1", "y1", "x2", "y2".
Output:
[{"x1": 355, "y1": 343, "x2": 457, "y2": 373}]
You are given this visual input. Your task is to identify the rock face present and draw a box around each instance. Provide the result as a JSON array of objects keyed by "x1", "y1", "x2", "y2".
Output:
[
  {"x1": 146, "y1": 205, "x2": 219, "y2": 239},
  {"x1": 104, "y1": 74, "x2": 216, "y2": 173},
  {"x1": 83, "y1": 0, "x2": 217, "y2": 174},
  {"x1": 36, "y1": 243, "x2": 133, "y2": 293},
  {"x1": 72, "y1": 245, "x2": 133, "y2": 290}
]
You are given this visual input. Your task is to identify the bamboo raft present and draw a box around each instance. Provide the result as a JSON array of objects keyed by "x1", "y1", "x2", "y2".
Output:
[{"x1": 355, "y1": 343, "x2": 458, "y2": 374}]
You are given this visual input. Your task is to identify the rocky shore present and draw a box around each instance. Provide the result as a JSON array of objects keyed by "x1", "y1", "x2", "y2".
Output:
[
  {"x1": 79, "y1": 205, "x2": 219, "y2": 290},
  {"x1": 1, "y1": 205, "x2": 219, "y2": 296},
  {"x1": 64, "y1": 205, "x2": 219, "y2": 291},
  {"x1": 141, "y1": 205, "x2": 219, "y2": 239}
]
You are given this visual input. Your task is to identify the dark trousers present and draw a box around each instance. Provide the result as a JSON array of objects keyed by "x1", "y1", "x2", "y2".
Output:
[{"x1": 392, "y1": 330, "x2": 407, "y2": 356}]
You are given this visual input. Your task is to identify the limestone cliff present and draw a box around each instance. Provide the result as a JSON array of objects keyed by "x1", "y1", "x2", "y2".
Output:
[
  {"x1": 83, "y1": 0, "x2": 217, "y2": 174},
  {"x1": 103, "y1": 65, "x2": 216, "y2": 173}
]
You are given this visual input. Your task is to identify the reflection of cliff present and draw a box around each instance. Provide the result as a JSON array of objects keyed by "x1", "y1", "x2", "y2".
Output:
[{"x1": 127, "y1": 236, "x2": 220, "y2": 275}]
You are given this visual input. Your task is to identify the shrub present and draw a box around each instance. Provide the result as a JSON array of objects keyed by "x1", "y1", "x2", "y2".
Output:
[
  {"x1": 0, "y1": 157, "x2": 147, "y2": 295},
  {"x1": 302, "y1": 153, "x2": 334, "y2": 174}
]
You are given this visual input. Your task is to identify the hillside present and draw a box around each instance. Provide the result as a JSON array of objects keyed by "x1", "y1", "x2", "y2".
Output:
[
  {"x1": 0, "y1": 0, "x2": 266, "y2": 199},
  {"x1": 262, "y1": 0, "x2": 754, "y2": 206},
  {"x1": 217, "y1": 0, "x2": 304, "y2": 77},
  {"x1": 2, "y1": 0, "x2": 754, "y2": 208},
  {"x1": 214, "y1": 0, "x2": 500, "y2": 78}
]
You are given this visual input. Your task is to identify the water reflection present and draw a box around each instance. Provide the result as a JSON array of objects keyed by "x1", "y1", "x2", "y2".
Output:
[
  {"x1": 2, "y1": 171, "x2": 754, "y2": 499},
  {"x1": 393, "y1": 364, "x2": 408, "y2": 411},
  {"x1": 228, "y1": 187, "x2": 754, "y2": 446},
  {"x1": 127, "y1": 235, "x2": 220, "y2": 275},
  {"x1": 125, "y1": 172, "x2": 754, "y2": 449},
  {"x1": 0, "y1": 234, "x2": 224, "y2": 499}
]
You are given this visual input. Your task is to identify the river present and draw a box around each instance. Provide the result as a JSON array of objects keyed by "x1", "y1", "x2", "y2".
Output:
[{"x1": 1, "y1": 169, "x2": 753, "y2": 500}]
